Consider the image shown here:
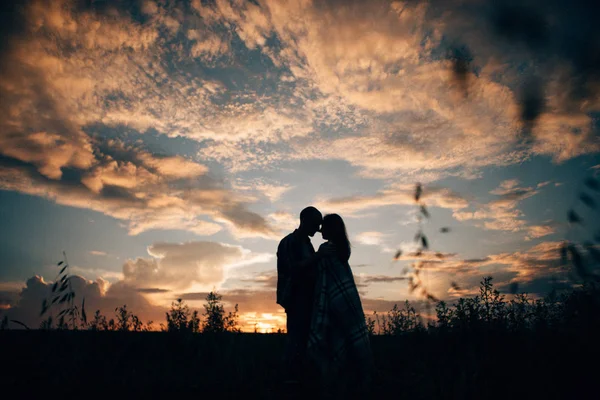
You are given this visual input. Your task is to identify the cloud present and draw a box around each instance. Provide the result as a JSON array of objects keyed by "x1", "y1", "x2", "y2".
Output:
[
  {"x1": 188, "y1": 29, "x2": 230, "y2": 61},
  {"x1": 453, "y1": 179, "x2": 553, "y2": 237},
  {"x1": 261, "y1": 0, "x2": 597, "y2": 177},
  {"x1": 486, "y1": 0, "x2": 600, "y2": 111},
  {"x1": 487, "y1": 241, "x2": 564, "y2": 282},
  {"x1": 136, "y1": 288, "x2": 170, "y2": 294},
  {"x1": 447, "y1": 284, "x2": 480, "y2": 299},
  {"x1": 318, "y1": 184, "x2": 469, "y2": 216},
  {"x1": 123, "y1": 241, "x2": 272, "y2": 291},
  {"x1": 0, "y1": 238, "x2": 273, "y2": 330},
  {"x1": 0, "y1": 132, "x2": 95, "y2": 180},
  {"x1": 0, "y1": 139, "x2": 278, "y2": 238},
  {"x1": 267, "y1": 211, "x2": 297, "y2": 231},
  {"x1": 0, "y1": 290, "x2": 19, "y2": 309},
  {"x1": 530, "y1": 113, "x2": 599, "y2": 162},
  {"x1": 537, "y1": 181, "x2": 552, "y2": 188},
  {"x1": 0, "y1": 0, "x2": 283, "y2": 239},
  {"x1": 497, "y1": 179, "x2": 521, "y2": 191},
  {"x1": 380, "y1": 0, "x2": 600, "y2": 133},
  {"x1": 361, "y1": 275, "x2": 408, "y2": 284},
  {"x1": 355, "y1": 231, "x2": 387, "y2": 247},
  {"x1": 525, "y1": 225, "x2": 556, "y2": 241},
  {"x1": 68, "y1": 266, "x2": 123, "y2": 282},
  {"x1": 1, "y1": 0, "x2": 598, "y2": 213},
  {"x1": 140, "y1": 1, "x2": 159, "y2": 16},
  {"x1": 0, "y1": 281, "x2": 26, "y2": 292},
  {"x1": 0, "y1": 275, "x2": 167, "y2": 329},
  {"x1": 354, "y1": 231, "x2": 398, "y2": 253},
  {"x1": 240, "y1": 273, "x2": 278, "y2": 289},
  {"x1": 0, "y1": 0, "x2": 598, "y2": 249},
  {"x1": 396, "y1": 251, "x2": 458, "y2": 263},
  {"x1": 232, "y1": 178, "x2": 293, "y2": 203},
  {"x1": 404, "y1": 240, "x2": 568, "y2": 301},
  {"x1": 89, "y1": 251, "x2": 107, "y2": 256},
  {"x1": 136, "y1": 153, "x2": 209, "y2": 180}
]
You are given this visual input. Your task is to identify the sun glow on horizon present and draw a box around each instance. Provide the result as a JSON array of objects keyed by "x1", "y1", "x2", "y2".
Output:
[{"x1": 240, "y1": 312, "x2": 286, "y2": 333}]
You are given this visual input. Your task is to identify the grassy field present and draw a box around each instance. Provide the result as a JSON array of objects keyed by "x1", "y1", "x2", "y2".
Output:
[{"x1": 2, "y1": 329, "x2": 596, "y2": 399}]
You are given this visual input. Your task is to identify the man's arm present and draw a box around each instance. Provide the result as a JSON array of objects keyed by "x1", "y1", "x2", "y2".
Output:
[
  {"x1": 296, "y1": 252, "x2": 323, "y2": 281},
  {"x1": 292, "y1": 244, "x2": 337, "y2": 280},
  {"x1": 276, "y1": 238, "x2": 294, "y2": 309},
  {"x1": 296, "y1": 252, "x2": 322, "y2": 269}
]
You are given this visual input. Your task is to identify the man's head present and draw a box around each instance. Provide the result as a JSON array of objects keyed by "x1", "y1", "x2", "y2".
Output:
[{"x1": 299, "y1": 206, "x2": 323, "y2": 237}]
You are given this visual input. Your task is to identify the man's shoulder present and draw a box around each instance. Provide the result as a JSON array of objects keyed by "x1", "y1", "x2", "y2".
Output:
[{"x1": 278, "y1": 231, "x2": 298, "y2": 247}]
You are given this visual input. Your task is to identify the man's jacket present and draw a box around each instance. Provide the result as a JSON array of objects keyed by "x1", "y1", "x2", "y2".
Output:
[{"x1": 276, "y1": 229, "x2": 315, "y2": 312}]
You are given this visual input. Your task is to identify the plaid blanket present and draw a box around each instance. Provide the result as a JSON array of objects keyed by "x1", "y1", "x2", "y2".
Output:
[{"x1": 307, "y1": 245, "x2": 374, "y2": 387}]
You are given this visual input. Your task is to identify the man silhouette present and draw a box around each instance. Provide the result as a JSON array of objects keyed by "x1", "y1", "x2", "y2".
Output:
[{"x1": 277, "y1": 206, "x2": 333, "y2": 385}]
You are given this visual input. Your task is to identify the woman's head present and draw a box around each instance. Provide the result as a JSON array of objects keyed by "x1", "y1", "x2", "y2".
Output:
[{"x1": 321, "y1": 213, "x2": 351, "y2": 261}]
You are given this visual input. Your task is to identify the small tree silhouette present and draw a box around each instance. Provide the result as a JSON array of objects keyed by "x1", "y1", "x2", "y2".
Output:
[
  {"x1": 379, "y1": 300, "x2": 424, "y2": 335},
  {"x1": 224, "y1": 304, "x2": 240, "y2": 333},
  {"x1": 115, "y1": 305, "x2": 132, "y2": 331},
  {"x1": 479, "y1": 276, "x2": 506, "y2": 327},
  {"x1": 89, "y1": 310, "x2": 109, "y2": 331},
  {"x1": 435, "y1": 301, "x2": 454, "y2": 331},
  {"x1": 166, "y1": 298, "x2": 201, "y2": 333},
  {"x1": 365, "y1": 312, "x2": 376, "y2": 335},
  {"x1": 202, "y1": 291, "x2": 240, "y2": 333},
  {"x1": 114, "y1": 305, "x2": 145, "y2": 332}
]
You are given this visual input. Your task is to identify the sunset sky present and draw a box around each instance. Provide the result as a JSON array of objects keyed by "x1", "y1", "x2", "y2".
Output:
[{"x1": 1, "y1": 0, "x2": 599, "y2": 332}]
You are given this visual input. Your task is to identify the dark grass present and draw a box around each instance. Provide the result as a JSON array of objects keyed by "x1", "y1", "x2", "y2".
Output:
[{"x1": 2, "y1": 330, "x2": 597, "y2": 399}]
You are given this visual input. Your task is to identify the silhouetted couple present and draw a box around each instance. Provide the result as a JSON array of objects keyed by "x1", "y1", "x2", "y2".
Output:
[{"x1": 277, "y1": 206, "x2": 373, "y2": 397}]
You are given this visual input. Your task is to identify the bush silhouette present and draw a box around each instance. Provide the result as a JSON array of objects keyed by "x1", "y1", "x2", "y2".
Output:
[
  {"x1": 202, "y1": 291, "x2": 240, "y2": 333},
  {"x1": 166, "y1": 298, "x2": 200, "y2": 333},
  {"x1": 364, "y1": 276, "x2": 600, "y2": 336},
  {"x1": 378, "y1": 300, "x2": 424, "y2": 335},
  {"x1": 89, "y1": 310, "x2": 109, "y2": 331}
]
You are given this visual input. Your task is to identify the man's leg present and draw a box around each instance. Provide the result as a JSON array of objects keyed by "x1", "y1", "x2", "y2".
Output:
[
  {"x1": 282, "y1": 310, "x2": 301, "y2": 382},
  {"x1": 296, "y1": 307, "x2": 315, "y2": 386}
]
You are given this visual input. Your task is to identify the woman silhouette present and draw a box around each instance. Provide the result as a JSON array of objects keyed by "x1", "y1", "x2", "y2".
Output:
[{"x1": 307, "y1": 213, "x2": 374, "y2": 397}]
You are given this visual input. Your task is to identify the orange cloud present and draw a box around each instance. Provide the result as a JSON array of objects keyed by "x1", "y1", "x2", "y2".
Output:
[
  {"x1": 0, "y1": 132, "x2": 94, "y2": 180},
  {"x1": 0, "y1": 0, "x2": 596, "y2": 242},
  {"x1": 317, "y1": 183, "x2": 469, "y2": 216},
  {"x1": 139, "y1": 241, "x2": 272, "y2": 290},
  {"x1": 453, "y1": 179, "x2": 554, "y2": 239},
  {"x1": 0, "y1": 275, "x2": 167, "y2": 330}
]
